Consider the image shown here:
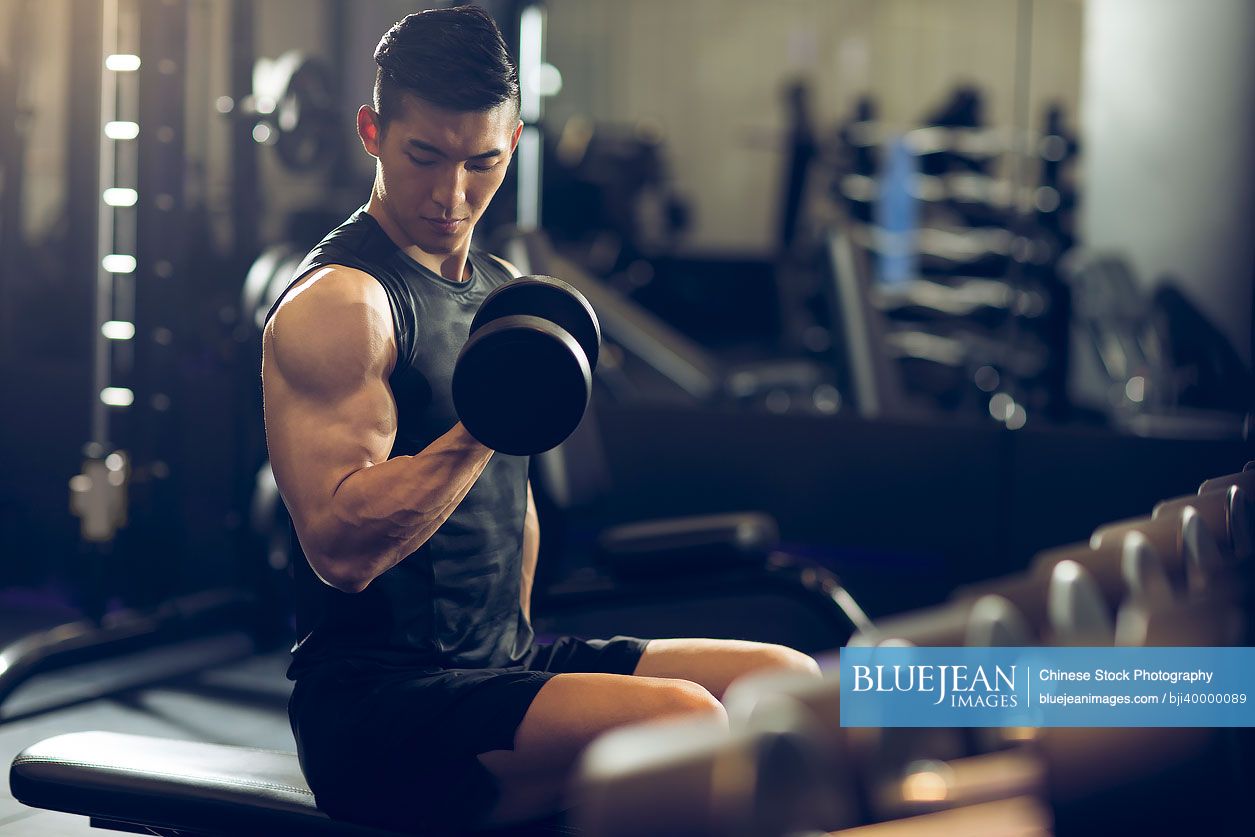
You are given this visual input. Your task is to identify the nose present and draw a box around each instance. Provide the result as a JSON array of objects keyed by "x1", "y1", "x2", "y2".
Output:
[{"x1": 430, "y1": 164, "x2": 467, "y2": 214}]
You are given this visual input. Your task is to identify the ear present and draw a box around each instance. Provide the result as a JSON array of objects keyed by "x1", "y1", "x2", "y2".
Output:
[
  {"x1": 509, "y1": 119, "x2": 523, "y2": 155},
  {"x1": 358, "y1": 105, "x2": 382, "y2": 157}
]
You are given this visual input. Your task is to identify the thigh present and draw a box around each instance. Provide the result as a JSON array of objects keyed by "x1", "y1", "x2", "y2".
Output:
[
  {"x1": 632, "y1": 637, "x2": 822, "y2": 699},
  {"x1": 477, "y1": 671, "x2": 725, "y2": 780}
]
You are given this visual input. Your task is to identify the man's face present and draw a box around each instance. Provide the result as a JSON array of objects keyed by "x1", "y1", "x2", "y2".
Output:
[{"x1": 359, "y1": 94, "x2": 521, "y2": 255}]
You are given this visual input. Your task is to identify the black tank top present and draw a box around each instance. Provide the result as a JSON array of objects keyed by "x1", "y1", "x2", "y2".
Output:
[{"x1": 265, "y1": 207, "x2": 531, "y2": 680}]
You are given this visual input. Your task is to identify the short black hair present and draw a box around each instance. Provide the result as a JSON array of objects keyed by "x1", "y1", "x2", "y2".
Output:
[{"x1": 373, "y1": 6, "x2": 519, "y2": 126}]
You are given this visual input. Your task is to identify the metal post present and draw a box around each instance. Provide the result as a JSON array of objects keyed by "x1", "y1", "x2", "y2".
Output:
[
  {"x1": 0, "y1": 1, "x2": 35, "y2": 358},
  {"x1": 229, "y1": 0, "x2": 259, "y2": 259},
  {"x1": 91, "y1": 0, "x2": 120, "y2": 452},
  {"x1": 130, "y1": 0, "x2": 190, "y2": 600}
]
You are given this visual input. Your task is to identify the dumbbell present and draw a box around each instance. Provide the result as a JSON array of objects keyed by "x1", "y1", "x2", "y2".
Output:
[
  {"x1": 723, "y1": 657, "x2": 1208, "y2": 831},
  {"x1": 959, "y1": 550, "x2": 1236, "y2": 647},
  {"x1": 1155, "y1": 485, "x2": 1254, "y2": 565},
  {"x1": 847, "y1": 600, "x2": 1023, "y2": 765},
  {"x1": 1031, "y1": 539, "x2": 1174, "y2": 613},
  {"x1": 848, "y1": 594, "x2": 1033, "y2": 649},
  {"x1": 843, "y1": 595, "x2": 1039, "y2": 807},
  {"x1": 723, "y1": 669, "x2": 864, "y2": 830},
  {"x1": 571, "y1": 707, "x2": 836, "y2": 837},
  {"x1": 451, "y1": 276, "x2": 601, "y2": 455},
  {"x1": 952, "y1": 560, "x2": 1115, "y2": 645},
  {"x1": 722, "y1": 668, "x2": 1051, "y2": 828},
  {"x1": 723, "y1": 668, "x2": 1040, "y2": 828},
  {"x1": 973, "y1": 533, "x2": 1235, "y2": 646},
  {"x1": 1031, "y1": 538, "x2": 1240, "y2": 647},
  {"x1": 1090, "y1": 509, "x2": 1226, "y2": 596},
  {"x1": 826, "y1": 797, "x2": 1052, "y2": 836},
  {"x1": 1198, "y1": 462, "x2": 1255, "y2": 495}
]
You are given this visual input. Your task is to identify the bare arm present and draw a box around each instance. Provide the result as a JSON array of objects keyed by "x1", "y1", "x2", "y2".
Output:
[
  {"x1": 520, "y1": 481, "x2": 539, "y2": 622},
  {"x1": 262, "y1": 265, "x2": 493, "y2": 594}
]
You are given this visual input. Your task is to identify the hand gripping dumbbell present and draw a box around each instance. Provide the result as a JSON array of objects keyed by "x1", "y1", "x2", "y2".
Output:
[{"x1": 452, "y1": 275, "x2": 601, "y2": 456}]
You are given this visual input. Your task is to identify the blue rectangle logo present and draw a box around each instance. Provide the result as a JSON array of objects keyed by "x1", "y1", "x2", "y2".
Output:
[{"x1": 839, "y1": 647, "x2": 1255, "y2": 727}]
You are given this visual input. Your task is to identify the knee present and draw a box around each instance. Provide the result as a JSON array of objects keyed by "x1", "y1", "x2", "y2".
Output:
[
  {"x1": 651, "y1": 679, "x2": 728, "y2": 725},
  {"x1": 753, "y1": 644, "x2": 823, "y2": 679}
]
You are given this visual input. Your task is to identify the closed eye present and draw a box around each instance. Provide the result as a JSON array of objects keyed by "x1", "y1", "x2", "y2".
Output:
[{"x1": 407, "y1": 154, "x2": 498, "y2": 172}]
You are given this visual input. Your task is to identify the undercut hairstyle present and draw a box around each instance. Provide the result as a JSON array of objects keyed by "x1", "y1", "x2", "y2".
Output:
[{"x1": 373, "y1": 5, "x2": 520, "y2": 127}]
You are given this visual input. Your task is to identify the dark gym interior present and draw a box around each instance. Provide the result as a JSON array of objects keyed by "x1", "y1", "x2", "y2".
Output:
[{"x1": 1, "y1": 1, "x2": 1253, "y2": 835}]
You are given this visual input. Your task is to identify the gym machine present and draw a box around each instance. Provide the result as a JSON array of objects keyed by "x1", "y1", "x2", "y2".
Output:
[
  {"x1": 767, "y1": 84, "x2": 1084, "y2": 426},
  {"x1": 1063, "y1": 253, "x2": 1253, "y2": 436},
  {"x1": 0, "y1": 0, "x2": 253, "y2": 717},
  {"x1": 498, "y1": 228, "x2": 839, "y2": 414}
]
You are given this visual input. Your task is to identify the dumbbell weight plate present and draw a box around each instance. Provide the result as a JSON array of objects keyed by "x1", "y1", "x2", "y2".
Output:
[
  {"x1": 1200, "y1": 469, "x2": 1255, "y2": 495},
  {"x1": 470, "y1": 276, "x2": 601, "y2": 371},
  {"x1": 1154, "y1": 487, "x2": 1253, "y2": 564},
  {"x1": 452, "y1": 315, "x2": 591, "y2": 456},
  {"x1": 274, "y1": 56, "x2": 339, "y2": 172}
]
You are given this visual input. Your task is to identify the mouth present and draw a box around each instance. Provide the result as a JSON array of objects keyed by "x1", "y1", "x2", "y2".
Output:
[{"x1": 424, "y1": 217, "x2": 467, "y2": 234}]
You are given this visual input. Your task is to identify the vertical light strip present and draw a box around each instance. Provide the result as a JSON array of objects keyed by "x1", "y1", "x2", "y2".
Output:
[
  {"x1": 517, "y1": 127, "x2": 541, "y2": 230},
  {"x1": 111, "y1": 0, "x2": 140, "y2": 383},
  {"x1": 104, "y1": 53, "x2": 141, "y2": 72},
  {"x1": 94, "y1": 0, "x2": 119, "y2": 438},
  {"x1": 516, "y1": 4, "x2": 545, "y2": 229},
  {"x1": 103, "y1": 187, "x2": 138, "y2": 206},
  {"x1": 518, "y1": 5, "x2": 543, "y2": 123}
]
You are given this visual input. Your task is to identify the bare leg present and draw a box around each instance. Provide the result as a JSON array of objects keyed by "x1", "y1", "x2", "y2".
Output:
[
  {"x1": 475, "y1": 671, "x2": 726, "y2": 825},
  {"x1": 631, "y1": 637, "x2": 822, "y2": 700}
]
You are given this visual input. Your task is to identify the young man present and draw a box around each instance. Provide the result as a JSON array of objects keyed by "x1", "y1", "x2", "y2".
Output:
[{"x1": 262, "y1": 6, "x2": 820, "y2": 832}]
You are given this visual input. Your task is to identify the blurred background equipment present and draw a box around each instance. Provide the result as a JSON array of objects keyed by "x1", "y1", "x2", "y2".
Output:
[
  {"x1": 12, "y1": 461, "x2": 1255, "y2": 834},
  {"x1": 1, "y1": 0, "x2": 1252, "y2": 835},
  {"x1": 224, "y1": 50, "x2": 341, "y2": 173}
]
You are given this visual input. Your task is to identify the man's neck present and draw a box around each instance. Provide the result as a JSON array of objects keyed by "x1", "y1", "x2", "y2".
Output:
[{"x1": 365, "y1": 190, "x2": 472, "y2": 282}]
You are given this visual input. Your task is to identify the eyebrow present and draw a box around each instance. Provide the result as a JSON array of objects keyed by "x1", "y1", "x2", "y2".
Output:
[{"x1": 405, "y1": 139, "x2": 503, "y2": 160}]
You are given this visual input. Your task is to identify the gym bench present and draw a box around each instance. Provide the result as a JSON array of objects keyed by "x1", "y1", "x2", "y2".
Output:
[
  {"x1": 10, "y1": 731, "x2": 582, "y2": 835},
  {"x1": 10, "y1": 730, "x2": 404, "y2": 836}
]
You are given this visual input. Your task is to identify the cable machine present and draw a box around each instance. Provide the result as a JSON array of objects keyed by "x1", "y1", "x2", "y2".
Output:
[{"x1": 0, "y1": 0, "x2": 252, "y2": 715}]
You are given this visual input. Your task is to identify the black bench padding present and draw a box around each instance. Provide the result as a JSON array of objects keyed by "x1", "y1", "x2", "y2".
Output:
[
  {"x1": 9, "y1": 730, "x2": 401, "y2": 835},
  {"x1": 596, "y1": 511, "x2": 779, "y2": 577}
]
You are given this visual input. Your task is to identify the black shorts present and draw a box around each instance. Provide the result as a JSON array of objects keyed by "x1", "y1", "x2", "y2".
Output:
[{"x1": 289, "y1": 635, "x2": 651, "y2": 834}]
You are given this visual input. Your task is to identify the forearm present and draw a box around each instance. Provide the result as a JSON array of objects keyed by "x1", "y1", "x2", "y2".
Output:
[{"x1": 309, "y1": 423, "x2": 492, "y2": 592}]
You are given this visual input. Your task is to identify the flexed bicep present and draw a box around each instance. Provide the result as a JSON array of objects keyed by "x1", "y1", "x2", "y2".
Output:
[{"x1": 262, "y1": 266, "x2": 399, "y2": 580}]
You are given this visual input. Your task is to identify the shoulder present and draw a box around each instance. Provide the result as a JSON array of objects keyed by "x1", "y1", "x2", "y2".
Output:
[
  {"x1": 269, "y1": 264, "x2": 392, "y2": 329},
  {"x1": 484, "y1": 252, "x2": 523, "y2": 279},
  {"x1": 264, "y1": 265, "x2": 397, "y2": 393}
]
